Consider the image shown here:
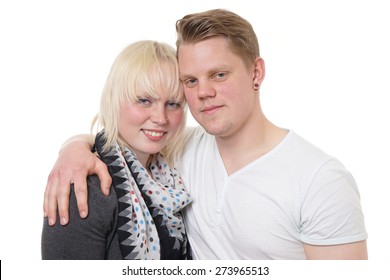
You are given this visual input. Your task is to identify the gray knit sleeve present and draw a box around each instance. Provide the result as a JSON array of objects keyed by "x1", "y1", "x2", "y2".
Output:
[{"x1": 41, "y1": 175, "x2": 117, "y2": 259}]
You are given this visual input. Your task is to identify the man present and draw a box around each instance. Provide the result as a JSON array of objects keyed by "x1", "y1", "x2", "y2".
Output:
[{"x1": 44, "y1": 9, "x2": 367, "y2": 259}]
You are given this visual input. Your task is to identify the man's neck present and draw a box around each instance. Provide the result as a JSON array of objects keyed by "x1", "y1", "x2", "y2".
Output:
[{"x1": 216, "y1": 117, "x2": 288, "y2": 176}]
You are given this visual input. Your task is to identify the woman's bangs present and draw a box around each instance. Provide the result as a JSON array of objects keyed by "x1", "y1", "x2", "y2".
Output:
[{"x1": 139, "y1": 62, "x2": 182, "y2": 102}]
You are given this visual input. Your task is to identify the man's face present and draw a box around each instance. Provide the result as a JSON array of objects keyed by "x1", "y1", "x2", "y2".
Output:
[{"x1": 178, "y1": 37, "x2": 259, "y2": 138}]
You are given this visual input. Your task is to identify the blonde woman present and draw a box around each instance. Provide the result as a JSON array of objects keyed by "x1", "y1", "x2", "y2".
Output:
[{"x1": 42, "y1": 40, "x2": 191, "y2": 260}]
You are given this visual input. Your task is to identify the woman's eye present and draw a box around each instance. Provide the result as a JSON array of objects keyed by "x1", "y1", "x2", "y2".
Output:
[
  {"x1": 167, "y1": 102, "x2": 181, "y2": 110},
  {"x1": 138, "y1": 98, "x2": 151, "y2": 105}
]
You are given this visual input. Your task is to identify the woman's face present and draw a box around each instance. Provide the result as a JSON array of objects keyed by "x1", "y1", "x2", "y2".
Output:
[{"x1": 118, "y1": 90, "x2": 184, "y2": 166}]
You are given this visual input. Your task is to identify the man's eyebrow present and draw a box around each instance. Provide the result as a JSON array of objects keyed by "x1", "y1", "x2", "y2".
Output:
[
  {"x1": 179, "y1": 73, "x2": 194, "y2": 80},
  {"x1": 180, "y1": 65, "x2": 230, "y2": 78}
]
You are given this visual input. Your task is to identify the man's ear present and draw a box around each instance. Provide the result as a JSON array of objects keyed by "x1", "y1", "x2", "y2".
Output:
[{"x1": 253, "y1": 57, "x2": 265, "y2": 85}]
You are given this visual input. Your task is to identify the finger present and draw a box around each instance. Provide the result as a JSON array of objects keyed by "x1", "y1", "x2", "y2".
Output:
[
  {"x1": 43, "y1": 177, "x2": 50, "y2": 217},
  {"x1": 73, "y1": 174, "x2": 89, "y2": 219},
  {"x1": 94, "y1": 160, "x2": 112, "y2": 196},
  {"x1": 57, "y1": 177, "x2": 71, "y2": 225},
  {"x1": 44, "y1": 172, "x2": 59, "y2": 226}
]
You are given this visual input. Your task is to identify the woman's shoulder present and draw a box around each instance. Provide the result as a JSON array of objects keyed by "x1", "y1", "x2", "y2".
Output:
[
  {"x1": 87, "y1": 175, "x2": 116, "y2": 207},
  {"x1": 85, "y1": 175, "x2": 117, "y2": 225}
]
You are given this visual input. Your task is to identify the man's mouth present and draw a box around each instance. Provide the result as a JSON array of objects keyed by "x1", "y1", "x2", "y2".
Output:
[{"x1": 201, "y1": 105, "x2": 223, "y2": 114}]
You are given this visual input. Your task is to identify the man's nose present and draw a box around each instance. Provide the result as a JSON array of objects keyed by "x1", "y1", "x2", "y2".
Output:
[{"x1": 197, "y1": 81, "x2": 216, "y2": 99}]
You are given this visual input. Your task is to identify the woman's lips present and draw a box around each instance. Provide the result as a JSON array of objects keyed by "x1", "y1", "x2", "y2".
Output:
[{"x1": 142, "y1": 129, "x2": 166, "y2": 140}]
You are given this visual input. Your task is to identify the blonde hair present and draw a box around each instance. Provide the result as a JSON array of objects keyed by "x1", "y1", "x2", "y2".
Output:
[
  {"x1": 91, "y1": 40, "x2": 186, "y2": 166},
  {"x1": 176, "y1": 9, "x2": 260, "y2": 69}
]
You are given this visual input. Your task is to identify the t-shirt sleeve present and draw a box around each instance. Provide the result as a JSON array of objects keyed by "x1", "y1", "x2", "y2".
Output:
[
  {"x1": 41, "y1": 175, "x2": 117, "y2": 259},
  {"x1": 300, "y1": 159, "x2": 367, "y2": 245}
]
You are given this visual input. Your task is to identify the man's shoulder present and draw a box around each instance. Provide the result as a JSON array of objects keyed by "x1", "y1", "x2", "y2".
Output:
[{"x1": 287, "y1": 132, "x2": 334, "y2": 163}]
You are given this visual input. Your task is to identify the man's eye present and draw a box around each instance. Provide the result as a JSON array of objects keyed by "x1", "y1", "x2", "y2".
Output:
[
  {"x1": 184, "y1": 78, "x2": 197, "y2": 88},
  {"x1": 213, "y1": 72, "x2": 227, "y2": 80}
]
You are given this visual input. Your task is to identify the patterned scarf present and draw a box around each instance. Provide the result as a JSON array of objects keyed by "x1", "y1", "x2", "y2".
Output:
[{"x1": 94, "y1": 131, "x2": 192, "y2": 259}]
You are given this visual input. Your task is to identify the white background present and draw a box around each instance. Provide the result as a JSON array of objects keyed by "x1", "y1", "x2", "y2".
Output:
[{"x1": 1, "y1": 0, "x2": 389, "y2": 272}]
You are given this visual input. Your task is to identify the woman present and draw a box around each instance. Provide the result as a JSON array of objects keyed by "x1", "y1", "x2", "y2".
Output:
[{"x1": 41, "y1": 40, "x2": 192, "y2": 260}]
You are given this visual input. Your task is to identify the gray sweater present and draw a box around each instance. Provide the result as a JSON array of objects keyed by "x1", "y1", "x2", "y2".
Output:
[{"x1": 41, "y1": 175, "x2": 122, "y2": 259}]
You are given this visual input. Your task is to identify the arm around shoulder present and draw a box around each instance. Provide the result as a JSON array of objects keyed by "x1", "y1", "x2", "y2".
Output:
[
  {"x1": 44, "y1": 134, "x2": 112, "y2": 226},
  {"x1": 42, "y1": 175, "x2": 117, "y2": 259}
]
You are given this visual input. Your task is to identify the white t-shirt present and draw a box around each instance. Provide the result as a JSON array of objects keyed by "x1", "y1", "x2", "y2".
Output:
[{"x1": 179, "y1": 126, "x2": 367, "y2": 259}]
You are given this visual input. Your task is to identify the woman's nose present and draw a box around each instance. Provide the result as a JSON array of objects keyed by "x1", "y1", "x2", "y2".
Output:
[{"x1": 151, "y1": 106, "x2": 168, "y2": 125}]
